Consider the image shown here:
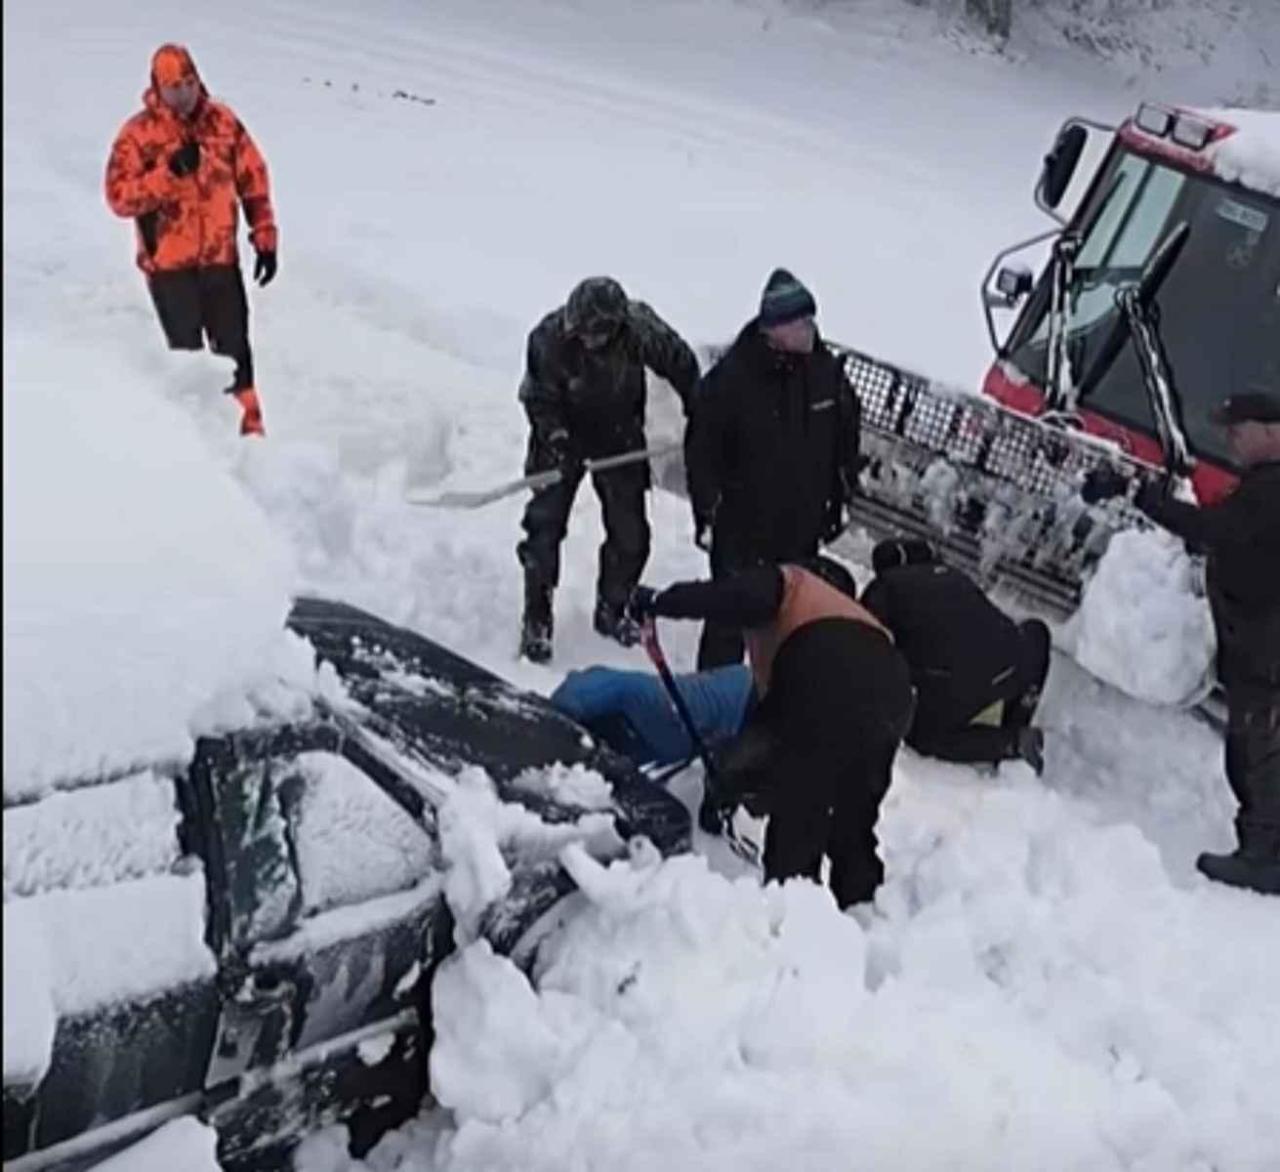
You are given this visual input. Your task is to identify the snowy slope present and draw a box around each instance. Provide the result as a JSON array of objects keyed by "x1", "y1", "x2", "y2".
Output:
[{"x1": 4, "y1": 0, "x2": 1279, "y2": 1169}]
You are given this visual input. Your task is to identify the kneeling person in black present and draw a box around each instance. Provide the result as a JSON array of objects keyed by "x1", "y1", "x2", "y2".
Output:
[
  {"x1": 631, "y1": 557, "x2": 913, "y2": 908},
  {"x1": 861, "y1": 539, "x2": 1050, "y2": 774}
]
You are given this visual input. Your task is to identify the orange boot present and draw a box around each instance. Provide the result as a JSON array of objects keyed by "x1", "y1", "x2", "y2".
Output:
[{"x1": 233, "y1": 387, "x2": 265, "y2": 437}]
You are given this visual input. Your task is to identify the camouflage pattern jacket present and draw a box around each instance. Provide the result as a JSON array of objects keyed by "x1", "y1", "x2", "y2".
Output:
[{"x1": 519, "y1": 301, "x2": 699, "y2": 469}]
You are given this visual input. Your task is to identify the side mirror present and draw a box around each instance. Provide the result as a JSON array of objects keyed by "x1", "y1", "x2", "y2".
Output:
[
  {"x1": 985, "y1": 263, "x2": 1034, "y2": 308},
  {"x1": 1038, "y1": 124, "x2": 1088, "y2": 212}
]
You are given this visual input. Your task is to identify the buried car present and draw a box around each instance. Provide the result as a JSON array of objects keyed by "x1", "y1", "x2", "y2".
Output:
[{"x1": 2, "y1": 598, "x2": 690, "y2": 1172}]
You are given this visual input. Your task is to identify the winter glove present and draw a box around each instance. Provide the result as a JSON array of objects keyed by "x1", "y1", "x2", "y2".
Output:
[
  {"x1": 544, "y1": 428, "x2": 580, "y2": 476},
  {"x1": 626, "y1": 585, "x2": 659, "y2": 625},
  {"x1": 253, "y1": 250, "x2": 278, "y2": 288},
  {"x1": 1080, "y1": 465, "x2": 1130, "y2": 505},
  {"x1": 1133, "y1": 476, "x2": 1173, "y2": 515},
  {"x1": 168, "y1": 140, "x2": 200, "y2": 178}
]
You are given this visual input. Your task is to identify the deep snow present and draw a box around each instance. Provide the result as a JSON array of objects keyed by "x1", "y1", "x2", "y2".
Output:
[{"x1": 4, "y1": 0, "x2": 1279, "y2": 1168}]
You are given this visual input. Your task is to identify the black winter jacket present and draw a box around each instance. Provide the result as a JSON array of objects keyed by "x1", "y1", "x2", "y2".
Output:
[
  {"x1": 684, "y1": 321, "x2": 860, "y2": 562},
  {"x1": 1138, "y1": 461, "x2": 1280, "y2": 689},
  {"x1": 861, "y1": 562, "x2": 1025, "y2": 725},
  {"x1": 519, "y1": 301, "x2": 699, "y2": 469}
]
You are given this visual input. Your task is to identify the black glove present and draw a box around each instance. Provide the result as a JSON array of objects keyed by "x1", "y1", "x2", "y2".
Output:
[
  {"x1": 168, "y1": 140, "x2": 200, "y2": 177},
  {"x1": 253, "y1": 250, "x2": 277, "y2": 287},
  {"x1": 1081, "y1": 465, "x2": 1130, "y2": 505},
  {"x1": 627, "y1": 585, "x2": 658, "y2": 625},
  {"x1": 544, "y1": 428, "x2": 579, "y2": 475},
  {"x1": 1133, "y1": 476, "x2": 1171, "y2": 515}
]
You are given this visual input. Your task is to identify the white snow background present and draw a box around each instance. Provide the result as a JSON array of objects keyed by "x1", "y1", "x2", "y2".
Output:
[{"x1": 3, "y1": 0, "x2": 1278, "y2": 1169}]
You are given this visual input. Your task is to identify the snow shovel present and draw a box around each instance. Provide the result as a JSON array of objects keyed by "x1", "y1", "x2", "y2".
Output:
[
  {"x1": 638, "y1": 618, "x2": 762, "y2": 868},
  {"x1": 406, "y1": 442, "x2": 680, "y2": 509}
]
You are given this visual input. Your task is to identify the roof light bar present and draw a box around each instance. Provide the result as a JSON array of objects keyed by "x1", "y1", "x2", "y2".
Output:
[
  {"x1": 1135, "y1": 102, "x2": 1173, "y2": 137},
  {"x1": 1170, "y1": 114, "x2": 1214, "y2": 150},
  {"x1": 1132, "y1": 102, "x2": 1224, "y2": 152}
]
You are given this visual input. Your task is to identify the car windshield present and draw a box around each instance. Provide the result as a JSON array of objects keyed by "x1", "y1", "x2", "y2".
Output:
[{"x1": 1008, "y1": 146, "x2": 1280, "y2": 467}]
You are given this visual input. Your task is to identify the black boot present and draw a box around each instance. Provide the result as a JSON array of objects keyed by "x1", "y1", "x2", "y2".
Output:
[
  {"x1": 1196, "y1": 818, "x2": 1280, "y2": 895},
  {"x1": 519, "y1": 578, "x2": 554, "y2": 664},
  {"x1": 593, "y1": 597, "x2": 640, "y2": 648}
]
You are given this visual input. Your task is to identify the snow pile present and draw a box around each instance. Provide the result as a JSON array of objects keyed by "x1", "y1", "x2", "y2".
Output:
[
  {"x1": 1069, "y1": 527, "x2": 1215, "y2": 706},
  {"x1": 330, "y1": 778, "x2": 1279, "y2": 1172},
  {"x1": 87, "y1": 1116, "x2": 220, "y2": 1172},
  {"x1": 3, "y1": 771, "x2": 180, "y2": 900},
  {"x1": 436, "y1": 767, "x2": 624, "y2": 943},
  {"x1": 2, "y1": 336, "x2": 296, "y2": 800},
  {"x1": 1204, "y1": 107, "x2": 1280, "y2": 197},
  {"x1": 290, "y1": 752, "x2": 436, "y2": 915}
]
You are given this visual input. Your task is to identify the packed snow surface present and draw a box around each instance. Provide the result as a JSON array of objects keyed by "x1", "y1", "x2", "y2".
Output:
[{"x1": 4, "y1": 0, "x2": 1278, "y2": 1167}]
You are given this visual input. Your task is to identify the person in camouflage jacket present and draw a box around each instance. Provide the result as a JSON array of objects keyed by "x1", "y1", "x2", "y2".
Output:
[
  {"x1": 517, "y1": 276, "x2": 699, "y2": 663},
  {"x1": 105, "y1": 44, "x2": 277, "y2": 436}
]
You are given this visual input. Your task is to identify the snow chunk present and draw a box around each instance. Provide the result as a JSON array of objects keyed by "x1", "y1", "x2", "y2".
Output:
[
  {"x1": 87, "y1": 1116, "x2": 220, "y2": 1172},
  {"x1": 437, "y1": 767, "x2": 623, "y2": 943},
  {"x1": 3, "y1": 337, "x2": 295, "y2": 801},
  {"x1": 511, "y1": 762, "x2": 614, "y2": 811},
  {"x1": 1069, "y1": 528, "x2": 1215, "y2": 706},
  {"x1": 358, "y1": 1031, "x2": 396, "y2": 1067},
  {"x1": 11, "y1": 871, "x2": 216, "y2": 1017},
  {"x1": 290, "y1": 752, "x2": 436, "y2": 915},
  {"x1": 1203, "y1": 107, "x2": 1280, "y2": 198},
  {"x1": 3, "y1": 771, "x2": 180, "y2": 900},
  {"x1": 2, "y1": 898, "x2": 55, "y2": 1086}
]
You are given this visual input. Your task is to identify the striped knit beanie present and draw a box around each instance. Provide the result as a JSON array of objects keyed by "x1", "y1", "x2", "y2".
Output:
[{"x1": 758, "y1": 268, "x2": 817, "y2": 328}]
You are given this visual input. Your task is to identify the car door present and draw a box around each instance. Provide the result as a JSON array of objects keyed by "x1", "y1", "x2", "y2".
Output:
[{"x1": 185, "y1": 721, "x2": 448, "y2": 1169}]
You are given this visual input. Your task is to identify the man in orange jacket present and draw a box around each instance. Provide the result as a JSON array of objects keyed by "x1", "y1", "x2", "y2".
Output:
[
  {"x1": 106, "y1": 44, "x2": 277, "y2": 436},
  {"x1": 630, "y1": 557, "x2": 914, "y2": 907}
]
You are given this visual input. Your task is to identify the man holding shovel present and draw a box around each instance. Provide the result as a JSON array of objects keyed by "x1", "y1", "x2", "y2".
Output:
[{"x1": 517, "y1": 277, "x2": 700, "y2": 663}]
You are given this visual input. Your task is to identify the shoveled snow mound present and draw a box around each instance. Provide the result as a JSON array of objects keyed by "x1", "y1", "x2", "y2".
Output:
[
  {"x1": 350, "y1": 786, "x2": 1278, "y2": 1172},
  {"x1": 87, "y1": 1116, "x2": 221, "y2": 1172},
  {"x1": 2, "y1": 336, "x2": 296, "y2": 800},
  {"x1": 1069, "y1": 528, "x2": 1215, "y2": 707}
]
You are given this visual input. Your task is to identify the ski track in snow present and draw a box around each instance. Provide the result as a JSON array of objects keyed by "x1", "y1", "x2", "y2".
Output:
[{"x1": 5, "y1": 0, "x2": 1279, "y2": 1168}]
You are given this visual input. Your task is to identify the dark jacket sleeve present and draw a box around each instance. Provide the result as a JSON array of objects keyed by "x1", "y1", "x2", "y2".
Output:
[
  {"x1": 517, "y1": 323, "x2": 569, "y2": 445},
  {"x1": 684, "y1": 364, "x2": 728, "y2": 528},
  {"x1": 837, "y1": 365, "x2": 862, "y2": 501},
  {"x1": 860, "y1": 576, "x2": 891, "y2": 628},
  {"x1": 1137, "y1": 480, "x2": 1264, "y2": 552},
  {"x1": 631, "y1": 302, "x2": 700, "y2": 412},
  {"x1": 652, "y1": 567, "x2": 784, "y2": 627}
]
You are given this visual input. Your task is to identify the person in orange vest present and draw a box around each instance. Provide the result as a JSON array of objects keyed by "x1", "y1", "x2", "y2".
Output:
[
  {"x1": 105, "y1": 43, "x2": 277, "y2": 437},
  {"x1": 629, "y1": 556, "x2": 914, "y2": 907}
]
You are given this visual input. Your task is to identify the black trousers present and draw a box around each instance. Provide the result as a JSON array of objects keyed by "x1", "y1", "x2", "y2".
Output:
[
  {"x1": 517, "y1": 460, "x2": 650, "y2": 611},
  {"x1": 1226, "y1": 682, "x2": 1280, "y2": 835},
  {"x1": 147, "y1": 264, "x2": 254, "y2": 390},
  {"x1": 753, "y1": 620, "x2": 914, "y2": 908},
  {"x1": 696, "y1": 530, "x2": 819, "y2": 670},
  {"x1": 906, "y1": 619, "x2": 1051, "y2": 765}
]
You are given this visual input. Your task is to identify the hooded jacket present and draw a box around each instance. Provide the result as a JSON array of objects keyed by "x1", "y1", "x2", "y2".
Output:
[{"x1": 105, "y1": 44, "x2": 277, "y2": 274}]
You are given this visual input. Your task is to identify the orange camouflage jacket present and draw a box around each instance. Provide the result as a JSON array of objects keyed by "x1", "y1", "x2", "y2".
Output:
[{"x1": 105, "y1": 53, "x2": 277, "y2": 274}]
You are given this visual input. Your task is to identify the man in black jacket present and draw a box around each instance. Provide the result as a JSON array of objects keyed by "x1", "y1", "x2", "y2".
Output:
[
  {"x1": 630, "y1": 556, "x2": 913, "y2": 908},
  {"x1": 1084, "y1": 391, "x2": 1280, "y2": 894},
  {"x1": 684, "y1": 269, "x2": 861, "y2": 669},
  {"x1": 517, "y1": 277, "x2": 700, "y2": 663},
  {"x1": 861, "y1": 539, "x2": 1050, "y2": 774}
]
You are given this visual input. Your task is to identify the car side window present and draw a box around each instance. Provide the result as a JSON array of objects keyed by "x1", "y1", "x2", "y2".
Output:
[{"x1": 278, "y1": 751, "x2": 436, "y2": 915}]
